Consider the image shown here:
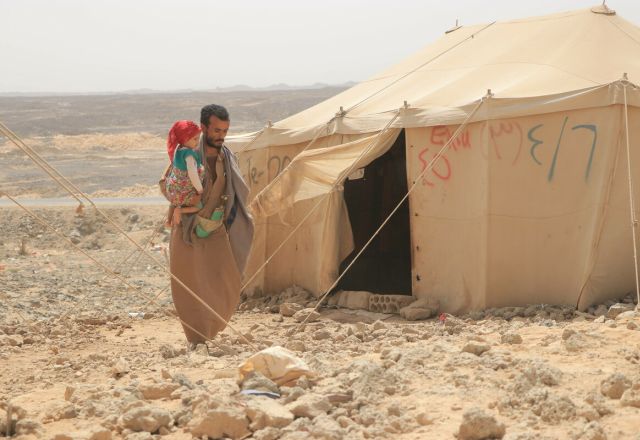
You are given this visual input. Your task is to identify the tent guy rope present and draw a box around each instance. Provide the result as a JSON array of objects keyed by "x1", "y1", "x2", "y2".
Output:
[
  {"x1": 296, "y1": 94, "x2": 488, "y2": 330},
  {"x1": 0, "y1": 122, "x2": 85, "y2": 209},
  {"x1": 0, "y1": 122, "x2": 258, "y2": 350},
  {"x1": 0, "y1": 191, "x2": 216, "y2": 343},
  {"x1": 239, "y1": 111, "x2": 401, "y2": 292}
]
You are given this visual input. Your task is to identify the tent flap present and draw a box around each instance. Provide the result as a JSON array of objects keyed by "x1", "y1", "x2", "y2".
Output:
[{"x1": 250, "y1": 129, "x2": 401, "y2": 217}]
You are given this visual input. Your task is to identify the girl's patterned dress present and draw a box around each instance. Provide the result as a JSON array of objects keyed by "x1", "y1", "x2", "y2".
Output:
[{"x1": 165, "y1": 147, "x2": 203, "y2": 207}]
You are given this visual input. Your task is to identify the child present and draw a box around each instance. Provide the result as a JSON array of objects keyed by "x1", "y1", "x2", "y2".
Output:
[{"x1": 164, "y1": 120, "x2": 204, "y2": 226}]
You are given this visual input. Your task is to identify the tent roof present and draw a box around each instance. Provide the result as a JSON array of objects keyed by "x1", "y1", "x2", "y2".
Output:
[{"x1": 230, "y1": 6, "x2": 640, "y2": 150}]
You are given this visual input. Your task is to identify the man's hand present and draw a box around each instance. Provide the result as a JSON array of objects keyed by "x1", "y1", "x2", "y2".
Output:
[{"x1": 172, "y1": 207, "x2": 182, "y2": 226}]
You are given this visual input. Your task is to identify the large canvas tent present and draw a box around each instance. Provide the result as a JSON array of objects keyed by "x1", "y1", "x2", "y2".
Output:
[{"x1": 228, "y1": 5, "x2": 640, "y2": 313}]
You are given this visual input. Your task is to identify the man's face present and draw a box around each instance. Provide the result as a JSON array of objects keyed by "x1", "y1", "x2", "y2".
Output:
[{"x1": 202, "y1": 116, "x2": 230, "y2": 149}]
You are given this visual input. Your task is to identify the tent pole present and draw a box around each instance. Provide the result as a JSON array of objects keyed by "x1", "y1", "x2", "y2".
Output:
[{"x1": 622, "y1": 79, "x2": 640, "y2": 309}]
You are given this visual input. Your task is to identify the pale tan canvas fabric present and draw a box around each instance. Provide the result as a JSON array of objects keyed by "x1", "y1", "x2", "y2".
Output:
[
  {"x1": 229, "y1": 7, "x2": 640, "y2": 311},
  {"x1": 405, "y1": 106, "x2": 637, "y2": 312},
  {"x1": 228, "y1": 8, "x2": 640, "y2": 150}
]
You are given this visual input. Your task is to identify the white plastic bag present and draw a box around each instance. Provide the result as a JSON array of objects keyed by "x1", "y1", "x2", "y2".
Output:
[{"x1": 238, "y1": 346, "x2": 315, "y2": 386}]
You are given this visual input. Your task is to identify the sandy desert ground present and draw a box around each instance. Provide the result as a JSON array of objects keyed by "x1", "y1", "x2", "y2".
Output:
[{"x1": 1, "y1": 91, "x2": 640, "y2": 439}]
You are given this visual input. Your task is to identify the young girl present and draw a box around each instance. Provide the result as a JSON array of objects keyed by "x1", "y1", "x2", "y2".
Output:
[{"x1": 164, "y1": 120, "x2": 204, "y2": 226}]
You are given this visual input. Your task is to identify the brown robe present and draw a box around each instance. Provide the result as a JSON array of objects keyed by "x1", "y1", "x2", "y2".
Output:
[{"x1": 170, "y1": 151, "x2": 241, "y2": 343}]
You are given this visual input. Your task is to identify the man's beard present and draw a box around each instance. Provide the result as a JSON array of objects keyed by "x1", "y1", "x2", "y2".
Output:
[{"x1": 205, "y1": 136, "x2": 223, "y2": 149}]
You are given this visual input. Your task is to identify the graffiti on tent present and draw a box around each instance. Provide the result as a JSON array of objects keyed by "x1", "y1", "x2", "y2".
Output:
[
  {"x1": 417, "y1": 116, "x2": 598, "y2": 187},
  {"x1": 242, "y1": 153, "x2": 292, "y2": 189}
]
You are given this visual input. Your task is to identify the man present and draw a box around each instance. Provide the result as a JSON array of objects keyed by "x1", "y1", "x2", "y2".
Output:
[
  {"x1": 201, "y1": 104, "x2": 230, "y2": 152},
  {"x1": 170, "y1": 104, "x2": 254, "y2": 346}
]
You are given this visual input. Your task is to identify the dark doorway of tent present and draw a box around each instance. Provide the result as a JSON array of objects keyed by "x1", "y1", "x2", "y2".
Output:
[{"x1": 336, "y1": 129, "x2": 412, "y2": 295}]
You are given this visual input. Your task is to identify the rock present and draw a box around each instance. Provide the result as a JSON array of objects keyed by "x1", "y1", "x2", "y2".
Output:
[
  {"x1": 347, "y1": 359, "x2": 399, "y2": 401},
  {"x1": 628, "y1": 321, "x2": 639, "y2": 330},
  {"x1": 14, "y1": 419, "x2": 43, "y2": 436},
  {"x1": 564, "y1": 333, "x2": 588, "y2": 352},
  {"x1": 189, "y1": 406, "x2": 250, "y2": 440},
  {"x1": 381, "y1": 348, "x2": 402, "y2": 363},
  {"x1": 416, "y1": 412, "x2": 434, "y2": 426},
  {"x1": 42, "y1": 400, "x2": 77, "y2": 422},
  {"x1": 312, "y1": 329, "x2": 331, "y2": 340},
  {"x1": 615, "y1": 310, "x2": 637, "y2": 321},
  {"x1": 159, "y1": 344, "x2": 185, "y2": 359},
  {"x1": 287, "y1": 394, "x2": 332, "y2": 419},
  {"x1": 620, "y1": 388, "x2": 640, "y2": 408},
  {"x1": 522, "y1": 360, "x2": 562, "y2": 386},
  {"x1": 282, "y1": 387, "x2": 305, "y2": 404},
  {"x1": 561, "y1": 328, "x2": 576, "y2": 340},
  {"x1": 462, "y1": 341, "x2": 491, "y2": 356},
  {"x1": 399, "y1": 297, "x2": 439, "y2": 321},
  {"x1": 501, "y1": 332, "x2": 523, "y2": 345},
  {"x1": 534, "y1": 395, "x2": 576, "y2": 423},
  {"x1": 246, "y1": 396, "x2": 294, "y2": 430},
  {"x1": 400, "y1": 307, "x2": 436, "y2": 321},
  {"x1": 578, "y1": 421, "x2": 607, "y2": 440},
  {"x1": 584, "y1": 391, "x2": 613, "y2": 416},
  {"x1": 284, "y1": 340, "x2": 306, "y2": 352},
  {"x1": 280, "y1": 303, "x2": 304, "y2": 317},
  {"x1": 87, "y1": 429, "x2": 112, "y2": 440},
  {"x1": 594, "y1": 316, "x2": 606, "y2": 323},
  {"x1": 120, "y1": 405, "x2": 173, "y2": 433},
  {"x1": 69, "y1": 230, "x2": 82, "y2": 244},
  {"x1": 193, "y1": 343, "x2": 209, "y2": 356},
  {"x1": 310, "y1": 414, "x2": 345, "y2": 439},
  {"x1": 606, "y1": 303, "x2": 634, "y2": 319},
  {"x1": 600, "y1": 373, "x2": 631, "y2": 399},
  {"x1": 111, "y1": 357, "x2": 130, "y2": 378},
  {"x1": 253, "y1": 427, "x2": 282, "y2": 440},
  {"x1": 76, "y1": 315, "x2": 107, "y2": 325},
  {"x1": 64, "y1": 386, "x2": 75, "y2": 401},
  {"x1": 576, "y1": 403, "x2": 600, "y2": 422},
  {"x1": 62, "y1": 428, "x2": 111, "y2": 440},
  {"x1": 124, "y1": 432, "x2": 154, "y2": 440},
  {"x1": 240, "y1": 371, "x2": 280, "y2": 394},
  {"x1": 292, "y1": 308, "x2": 320, "y2": 323},
  {"x1": 592, "y1": 304, "x2": 608, "y2": 317},
  {"x1": 9, "y1": 334, "x2": 23, "y2": 346},
  {"x1": 457, "y1": 408, "x2": 505, "y2": 440},
  {"x1": 0, "y1": 410, "x2": 8, "y2": 434},
  {"x1": 138, "y1": 381, "x2": 180, "y2": 400},
  {"x1": 172, "y1": 373, "x2": 194, "y2": 389},
  {"x1": 331, "y1": 290, "x2": 371, "y2": 310}
]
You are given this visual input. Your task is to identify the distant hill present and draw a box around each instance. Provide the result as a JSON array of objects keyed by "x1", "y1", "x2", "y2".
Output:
[
  {"x1": 0, "y1": 86, "x2": 350, "y2": 137},
  {"x1": 0, "y1": 81, "x2": 358, "y2": 97}
]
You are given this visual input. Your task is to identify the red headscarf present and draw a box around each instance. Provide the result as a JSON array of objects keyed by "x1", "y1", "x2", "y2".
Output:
[{"x1": 167, "y1": 120, "x2": 201, "y2": 162}]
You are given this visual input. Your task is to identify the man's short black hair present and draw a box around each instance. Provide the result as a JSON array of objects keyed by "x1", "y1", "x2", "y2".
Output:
[{"x1": 201, "y1": 104, "x2": 230, "y2": 126}]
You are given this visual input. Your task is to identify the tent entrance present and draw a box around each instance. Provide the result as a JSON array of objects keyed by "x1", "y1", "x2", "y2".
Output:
[{"x1": 336, "y1": 130, "x2": 412, "y2": 295}]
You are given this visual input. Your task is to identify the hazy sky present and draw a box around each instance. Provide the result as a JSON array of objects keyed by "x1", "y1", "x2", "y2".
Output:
[{"x1": 1, "y1": 0, "x2": 639, "y2": 93}]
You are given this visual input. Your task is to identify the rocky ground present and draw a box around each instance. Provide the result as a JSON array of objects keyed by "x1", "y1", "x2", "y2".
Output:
[{"x1": 1, "y1": 206, "x2": 640, "y2": 440}]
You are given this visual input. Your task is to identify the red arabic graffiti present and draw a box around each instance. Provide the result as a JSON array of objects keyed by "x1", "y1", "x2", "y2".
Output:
[
  {"x1": 418, "y1": 121, "x2": 524, "y2": 187},
  {"x1": 418, "y1": 148, "x2": 452, "y2": 186},
  {"x1": 430, "y1": 125, "x2": 471, "y2": 151},
  {"x1": 481, "y1": 121, "x2": 524, "y2": 165}
]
